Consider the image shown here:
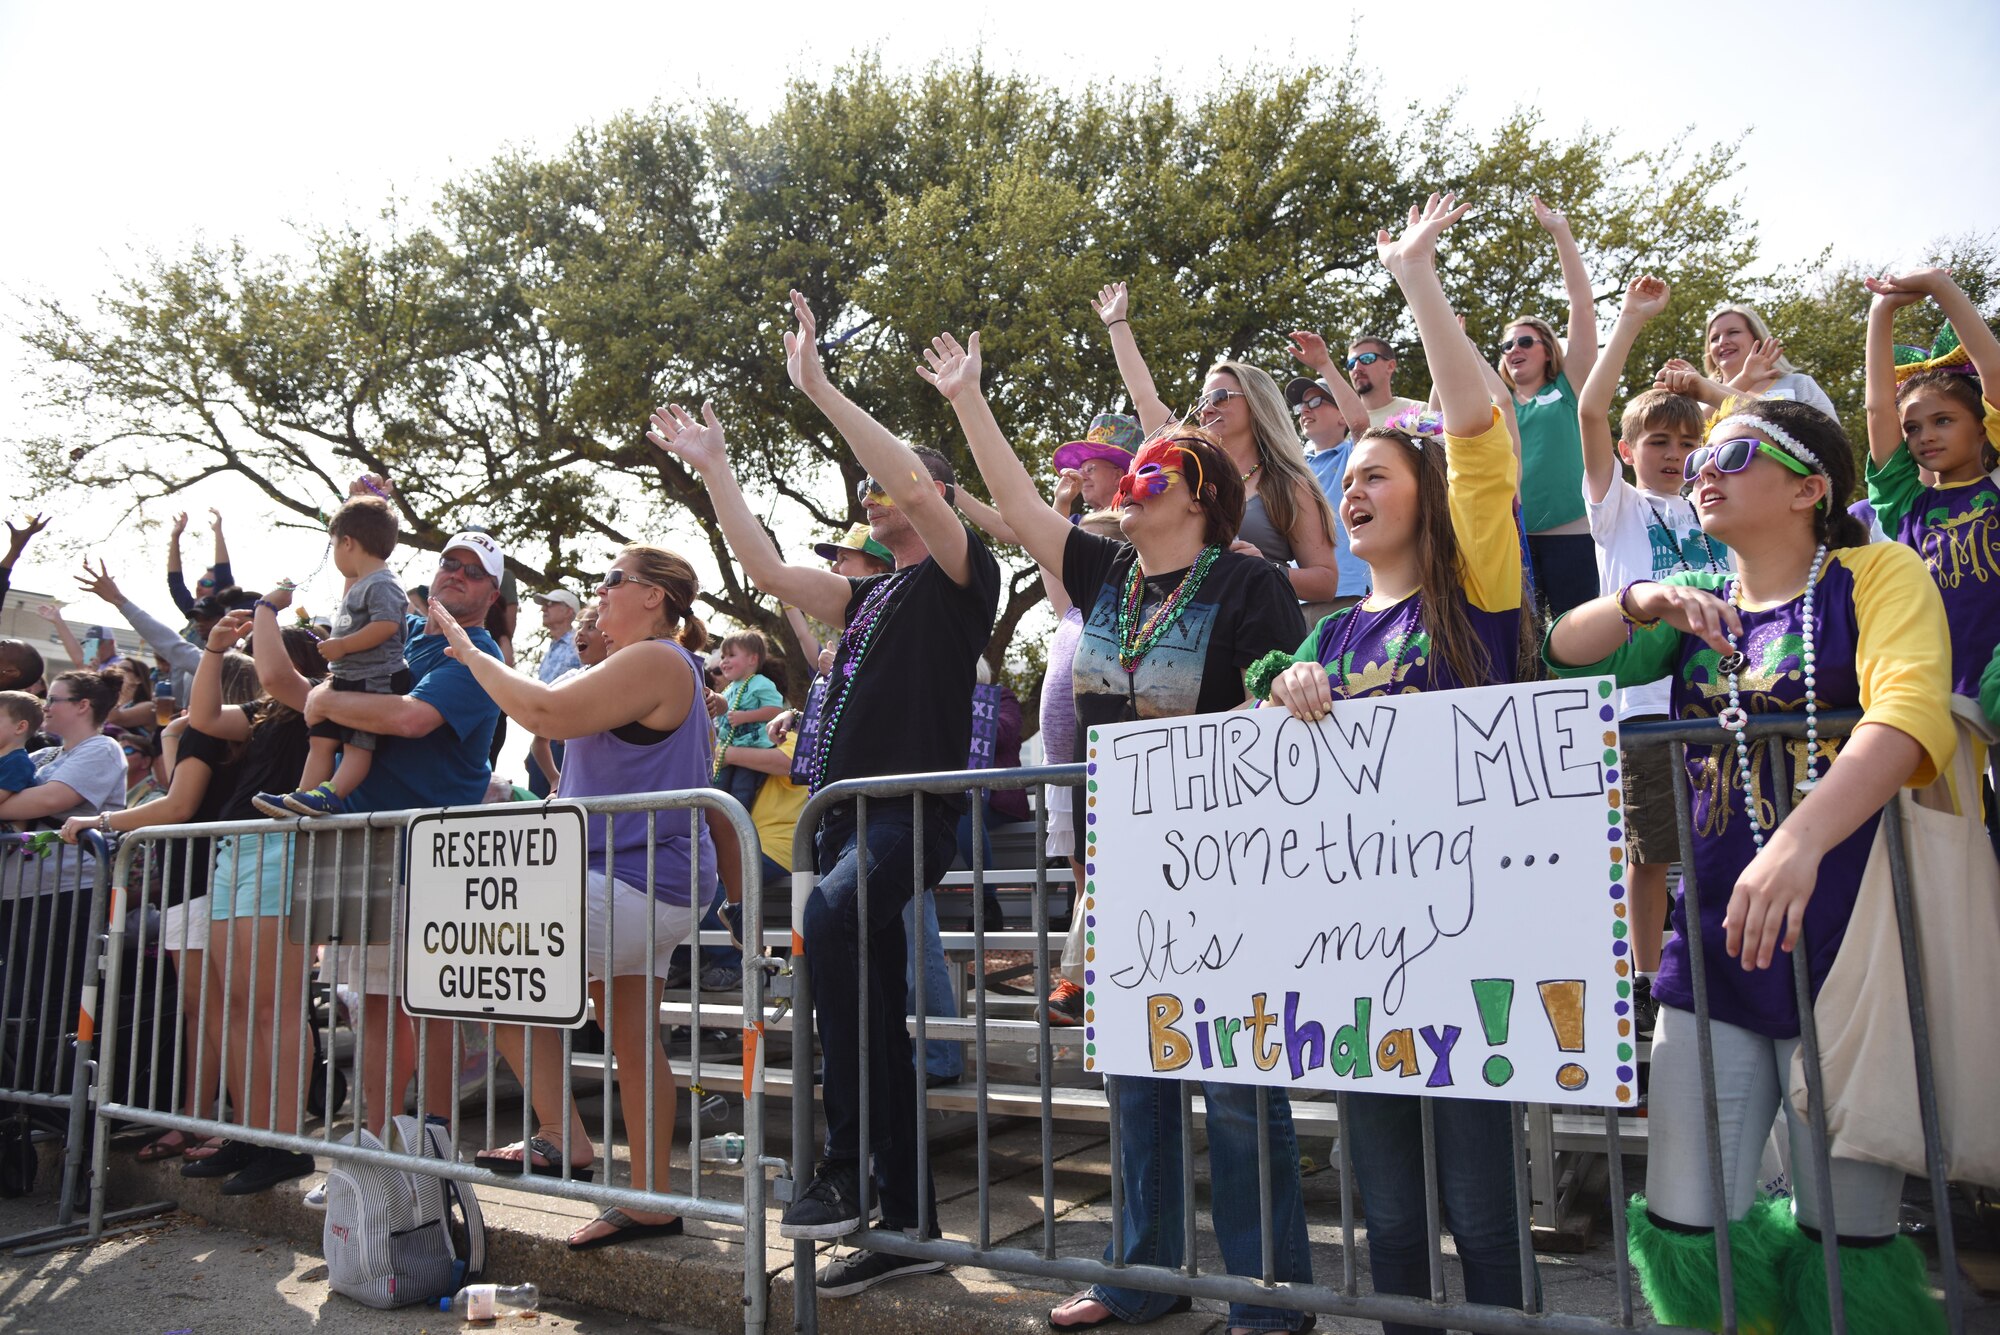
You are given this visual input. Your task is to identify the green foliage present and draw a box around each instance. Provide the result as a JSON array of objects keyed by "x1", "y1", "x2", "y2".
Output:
[{"x1": 21, "y1": 52, "x2": 1995, "y2": 709}]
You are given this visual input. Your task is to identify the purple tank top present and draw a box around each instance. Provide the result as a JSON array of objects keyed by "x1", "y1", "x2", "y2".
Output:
[
  {"x1": 1039, "y1": 607, "x2": 1084, "y2": 816},
  {"x1": 555, "y1": 640, "x2": 716, "y2": 906}
]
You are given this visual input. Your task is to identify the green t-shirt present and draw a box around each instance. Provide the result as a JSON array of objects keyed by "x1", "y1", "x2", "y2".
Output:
[{"x1": 1515, "y1": 370, "x2": 1586, "y2": 532}]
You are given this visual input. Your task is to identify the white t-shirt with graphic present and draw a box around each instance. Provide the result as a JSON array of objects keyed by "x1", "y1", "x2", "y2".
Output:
[{"x1": 1586, "y1": 475, "x2": 1731, "y2": 719}]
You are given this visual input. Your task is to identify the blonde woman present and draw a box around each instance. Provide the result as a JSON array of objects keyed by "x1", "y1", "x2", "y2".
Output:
[
  {"x1": 1093, "y1": 283, "x2": 1341, "y2": 605},
  {"x1": 1705, "y1": 302, "x2": 1840, "y2": 420}
]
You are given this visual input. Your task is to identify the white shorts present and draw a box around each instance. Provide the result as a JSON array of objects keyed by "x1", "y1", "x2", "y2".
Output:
[
  {"x1": 1045, "y1": 789, "x2": 1075, "y2": 861},
  {"x1": 582, "y1": 870, "x2": 696, "y2": 982},
  {"x1": 159, "y1": 896, "x2": 210, "y2": 952}
]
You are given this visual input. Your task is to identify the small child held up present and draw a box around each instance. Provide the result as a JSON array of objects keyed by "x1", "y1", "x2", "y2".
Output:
[
  {"x1": 711, "y1": 631, "x2": 785, "y2": 810},
  {"x1": 0, "y1": 692, "x2": 45, "y2": 798},
  {"x1": 1576, "y1": 275, "x2": 1724, "y2": 1018},
  {"x1": 253, "y1": 497, "x2": 411, "y2": 817}
]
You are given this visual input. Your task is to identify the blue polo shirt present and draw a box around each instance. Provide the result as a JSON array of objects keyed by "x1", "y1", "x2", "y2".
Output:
[
  {"x1": 1306, "y1": 442, "x2": 1371, "y2": 598},
  {"x1": 348, "y1": 615, "x2": 502, "y2": 814}
]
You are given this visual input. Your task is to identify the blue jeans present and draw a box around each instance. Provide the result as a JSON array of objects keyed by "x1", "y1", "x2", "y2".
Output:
[
  {"x1": 807, "y1": 799, "x2": 959, "y2": 1229},
  {"x1": 904, "y1": 891, "x2": 961, "y2": 1080},
  {"x1": 526, "y1": 739, "x2": 564, "y2": 798},
  {"x1": 1089, "y1": 1076, "x2": 1313, "y2": 1331},
  {"x1": 1343, "y1": 1092, "x2": 1536, "y2": 1334}
]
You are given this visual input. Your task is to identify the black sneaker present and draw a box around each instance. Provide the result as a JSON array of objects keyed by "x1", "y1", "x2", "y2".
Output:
[
  {"x1": 780, "y1": 1160, "x2": 867, "y2": 1240},
  {"x1": 220, "y1": 1147, "x2": 316, "y2": 1195},
  {"x1": 1632, "y1": 975, "x2": 1659, "y2": 1040},
  {"x1": 817, "y1": 1248, "x2": 948, "y2": 1297}
]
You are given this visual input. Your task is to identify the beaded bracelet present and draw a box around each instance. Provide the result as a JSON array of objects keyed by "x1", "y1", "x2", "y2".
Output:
[{"x1": 1615, "y1": 581, "x2": 1660, "y2": 639}]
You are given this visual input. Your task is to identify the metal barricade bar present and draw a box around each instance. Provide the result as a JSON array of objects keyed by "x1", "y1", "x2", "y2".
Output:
[
  {"x1": 780, "y1": 718, "x2": 1970, "y2": 1335},
  {"x1": 75, "y1": 789, "x2": 770, "y2": 1334}
]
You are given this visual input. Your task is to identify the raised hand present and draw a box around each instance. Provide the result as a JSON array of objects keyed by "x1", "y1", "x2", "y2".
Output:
[
  {"x1": 1869, "y1": 267, "x2": 1954, "y2": 300},
  {"x1": 1653, "y1": 358, "x2": 1701, "y2": 395},
  {"x1": 33, "y1": 603, "x2": 61, "y2": 623},
  {"x1": 1732, "y1": 337, "x2": 1785, "y2": 391},
  {"x1": 783, "y1": 288, "x2": 831, "y2": 397},
  {"x1": 1530, "y1": 194, "x2": 1572, "y2": 239},
  {"x1": 1092, "y1": 282, "x2": 1130, "y2": 327},
  {"x1": 171, "y1": 512, "x2": 189, "y2": 540},
  {"x1": 1863, "y1": 274, "x2": 1928, "y2": 314},
  {"x1": 262, "y1": 583, "x2": 294, "y2": 612},
  {"x1": 646, "y1": 401, "x2": 730, "y2": 476},
  {"x1": 915, "y1": 331, "x2": 983, "y2": 402},
  {"x1": 1288, "y1": 330, "x2": 1334, "y2": 372},
  {"x1": 5, "y1": 513, "x2": 49, "y2": 559},
  {"x1": 427, "y1": 597, "x2": 477, "y2": 664},
  {"x1": 75, "y1": 556, "x2": 123, "y2": 606},
  {"x1": 1052, "y1": 468, "x2": 1084, "y2": 514},
  {"x1": 207, "y1": 609, "x2": 253, "y2": 653},
  {"x1": 1623, "y1": 275, "x2": 1670, "y2": 323},
  {"x1": 1377, "y1": 192, "x2": 1471, "y2": 273},
  {"x1": 345, "y1": 475, "x2": 391, "y2": 501}
]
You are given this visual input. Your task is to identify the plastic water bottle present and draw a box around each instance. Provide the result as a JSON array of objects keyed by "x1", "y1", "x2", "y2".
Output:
[
  {"x1": 697, "y1": 1091, "x2": 729, "y2": 1125},
  {"x1": 442, "y1": 1282, "x2": 539, "y2": 1319},
  {"x1": 698, "y1": 1132, "x2": 744, "y2": 1164}
]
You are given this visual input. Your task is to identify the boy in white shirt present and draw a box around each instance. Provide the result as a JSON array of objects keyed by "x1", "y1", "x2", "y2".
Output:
[{"x1": 1577, "y1": 275, "x2": 1722, "y2": 1032}]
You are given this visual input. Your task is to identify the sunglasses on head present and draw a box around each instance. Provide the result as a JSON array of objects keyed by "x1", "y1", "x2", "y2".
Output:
[
  {"x1": 1290, "y1": 394, "x2": 1330, "y2": 417},
  {"x1": 1189, "y1": 387, "x2": 1246, "y2": 414},
  {"x1": 1499, "y1": 334, "x2": 1542, "y2": 353},
  {"x1": 1680, "y1": 436, "x2": 1816, "y2": 495},
  {"x1": 1345, "y1": 351, "x2": 1385, "y2": 369},
  {"x1": 436, "y1": 555, "x2": 494, "y2": 582},
  {"x1": 596, "y1": 569, "x2": 661, "y2": 594}
]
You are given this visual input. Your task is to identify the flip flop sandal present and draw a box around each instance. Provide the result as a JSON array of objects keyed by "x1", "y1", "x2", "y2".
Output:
[
  {"x1": 568, "y1": 1207, "x2": 684, "y2": 1251},
  {"x1": 180, "y1": 1139, "x2": 256, "y2": 1179},
  {"x1": 473, "y1": 1136, "x2": 595, "y2": 1182},
  {"x1": 135, "y1": 1130, "x2": 197, "y2": 1163},
  {"x1": 179, "y1": 1136, "x2": 232, "y2": 1162}
]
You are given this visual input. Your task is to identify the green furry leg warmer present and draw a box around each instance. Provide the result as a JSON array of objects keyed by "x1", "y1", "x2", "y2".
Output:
[
  {"x1": 1780, "y1": 1210, "x2": 1945, "y2": 1335},
  {"x1": 1625, "y1": 1195, "x2": 1789, "y2": 1333}
]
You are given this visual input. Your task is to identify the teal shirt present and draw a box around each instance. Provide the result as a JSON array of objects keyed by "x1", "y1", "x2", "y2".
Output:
[{"x1": 1515, "y1": 371, "x2": 1586, "y2": 532}]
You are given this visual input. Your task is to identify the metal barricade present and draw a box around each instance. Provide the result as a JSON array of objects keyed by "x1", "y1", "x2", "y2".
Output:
[
  {"x1": 76, "y1": 790, "x2": 775, "y2": 1334},
  {"x1": 782, "y1": 716, "x2": 1975, "y2": 1334},
  {"x1": 0, "y1": 829, "x2": 175, "y2": 1253}
]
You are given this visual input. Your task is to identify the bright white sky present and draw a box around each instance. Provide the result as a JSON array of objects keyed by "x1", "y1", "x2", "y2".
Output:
[{"x1": 2, "y1": 0, "x2": 1996, "y2": 772}]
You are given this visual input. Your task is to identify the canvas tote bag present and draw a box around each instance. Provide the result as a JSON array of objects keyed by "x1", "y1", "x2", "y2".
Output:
[{"x1": 1788, "y1": 699, "x2": 2000, "y2": 1186}]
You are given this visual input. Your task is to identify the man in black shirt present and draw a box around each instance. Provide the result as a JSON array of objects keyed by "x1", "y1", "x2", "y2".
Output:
[{"x1": 648, "y1": 291, "x2": 999, "y2": 1296}]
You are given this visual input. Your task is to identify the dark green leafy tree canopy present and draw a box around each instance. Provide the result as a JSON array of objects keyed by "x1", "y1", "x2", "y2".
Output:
[{"x1": 16, "y1": 54, "x2": 1997, "y2": 712}]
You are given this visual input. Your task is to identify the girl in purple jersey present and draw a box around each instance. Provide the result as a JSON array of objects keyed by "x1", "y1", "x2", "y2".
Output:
[
  {"x1": 1257, "y1": 193, "x2": 1538, "y2": 1334},
  {"x1": 1548, "y1": 398, "x2": 1952, "y2": 1332}
]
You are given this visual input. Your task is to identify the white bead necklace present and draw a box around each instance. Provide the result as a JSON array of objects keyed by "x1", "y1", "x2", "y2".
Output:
[{"x1": 1716, "y1": 544, "x2": 1827, "y2": 849}]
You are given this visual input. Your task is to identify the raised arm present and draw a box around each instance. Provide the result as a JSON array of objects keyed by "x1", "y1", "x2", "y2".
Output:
[
  {"x1": 917, "y1": 332, "x2": 1078, "y2": 577},
  {"x1": 1655, "y1": 359, "x2": 1734, "y2": 411},
  {"x1": 165, "y1": 512, "x2": 193, "y2": 615},
  {"x1": 34, "y1": 604, "x2": 87, "y2": 671},
  {"x1": 78, "y1": 559, "x2": 201, "y2": 673},
  {"x1": 954, "y1": 490, "x2": 1023, "y2": 547},
  {"x1": 189, "y1": 610, "x2": 255, "y2": 741},
  {"x1": 1533, "y1": 196, "x2": 1597, "y2": 389},
  {"x1": 208, "y1": 507, "x2": 230, "y2": 580},
  {"x1": 785, "y1": 291, "x2": 973, "y2": 585},
  {"x1": 1580, "y1": 276, "x2": 1672, "y2": 502},
  {"x1": 1870, "y1": 267, "x2": 2000, "y2": 398},
  {"x1": 782, "y1": 604, "x2": 823, "y2": 665},
  {"x1": 1862, "y1": 282, "x2": 1922, "y2": 467},
  {"x1": 1288, "y1": 331, "x2": 1374, "y2": 441},
  {"x1": 646, "y1": 401, "x2": 853, "y2": 628},
  {"x1": 247, "y1": 593, "x2": 312, "y2": 712},
  {"x1": 1093, "y1": 283, "x2": 1173, "y2": 434},
  {"x1": 1379, "y1": 194, "x2": 1489, "y2": 436}
]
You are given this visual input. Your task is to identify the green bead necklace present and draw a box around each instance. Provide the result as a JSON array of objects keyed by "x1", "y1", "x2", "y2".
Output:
[{"x1": 1116, "y1": 546, "x2": 1222, "y2": 673}]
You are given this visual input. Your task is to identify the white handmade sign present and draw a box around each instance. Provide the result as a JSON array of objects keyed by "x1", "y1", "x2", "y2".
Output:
[
  {"x1": 402, "y1": 804, "x2": 588, "y2": 1027},
  {"x1": 1079, "y1": 678, "x2": 1637, "y2": 1107}
]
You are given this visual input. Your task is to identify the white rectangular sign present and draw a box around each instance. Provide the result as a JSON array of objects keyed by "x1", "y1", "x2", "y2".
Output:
[
  {"x1": 402, "y1": 804, "x2": 588, "y2": 1027},
  {"x1": 1080, "y1": 679, "x2": 1638, "y2": 1107}
]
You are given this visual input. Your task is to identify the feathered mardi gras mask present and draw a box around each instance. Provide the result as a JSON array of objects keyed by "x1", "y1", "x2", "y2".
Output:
[{"x1": 1115, "y1": 437, "x2": 1209, "y2": 507}]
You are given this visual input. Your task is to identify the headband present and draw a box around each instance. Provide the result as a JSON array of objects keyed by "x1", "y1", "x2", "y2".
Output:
[
  {"x1": 1711, "y1": 414, "x2": 1824, "y2": 474},
  {"x1": 1894, "y1": 321, "x2": 1975, "y2": 384}
]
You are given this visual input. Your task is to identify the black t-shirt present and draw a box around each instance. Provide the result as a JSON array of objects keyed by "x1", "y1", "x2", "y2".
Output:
[
  {"x1": 160, "y1": 725, "x2": 240, "y2": 903},
  {"x1": 1062, "y1": 527, "x2": 1306, "y2": 734},
  {"x1": 815, "y1": 525, "x2": 1001, "y2": 810},
  {"x1": 213, "y1": 702, "x2": 312, "y2": 822}
]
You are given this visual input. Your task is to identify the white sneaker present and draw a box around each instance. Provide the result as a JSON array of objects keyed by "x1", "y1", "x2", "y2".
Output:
[{"x1": 303, "y1": 1182, "x2": 327, "y2": 1210}]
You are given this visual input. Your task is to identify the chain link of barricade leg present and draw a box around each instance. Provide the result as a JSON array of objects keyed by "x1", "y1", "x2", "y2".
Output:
[
  {"x1": 779, "y1": 721, "x2": 1970, "y2": 1335},
  {"x1": 62, "y1": 792, "x2": 769, "y2": 1334}
]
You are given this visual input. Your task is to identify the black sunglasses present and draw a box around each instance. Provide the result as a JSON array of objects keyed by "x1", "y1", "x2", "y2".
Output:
[
  {"x1": 436, "y1": 555, "x2": 494, "y2": 582},
  {"x1": 1499, "y1": 334, "x2": 1542, "y2": 353},
  {"x1": 1289, "y1": 394, "x2": 1331, "y2": 417},
  {"x1": 1345, "y1": 351, "x2": 1385, "y2": 369}
]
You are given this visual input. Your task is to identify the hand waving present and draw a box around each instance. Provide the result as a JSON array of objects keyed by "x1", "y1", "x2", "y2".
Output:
[
  {"x1": 1092, "y1": 282, "x2": 1130, "y2": 327},
  {"x1": 646, "y1": 401, "x2": 730, "y2": 476},
  {"x1": 427, "y1": 598, "x2": 478, "y2": 664},
  {"x1": 916, "y1": 332, "x2": 983, "y2": 402},
  {"x1": 1377, "y1": 192, "x2": 1471, "y2": 273},
  {"x1": 1288, "y1": 330, "x2": 1334, "y2": 373},
  {"x1": 1623, "y1": 275, "x2": 1670, "y2": 323},
  {"x1": 1530, "y1": 194, "x2": 1572, "y2": 239},
  {"x1": 1731, "y1": 337, "x2": 1785, "y2": 392},
  {"x1": 783, "y1": 289, "x2": 831, "y2": 397},
  {"x1": 5, "y1": 513, "x2": 48, "y2": 558},
  {"x1": 75, "y1": 557, "x2": 123, "y2": 606},
  {"x1": 170, "y1": 512, "x2": 189, "y2": 540},
  {"x1": 207, "y1": 609, "x2": 253, "y2": 653}
]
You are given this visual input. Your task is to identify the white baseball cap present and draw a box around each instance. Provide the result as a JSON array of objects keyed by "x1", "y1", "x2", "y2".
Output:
[
  {"x1": 534, "y1": 589, "x2": 581, "y2": 611},
  {"x1": 441, "y1": 531, "x2": 505, "y2": 580}
]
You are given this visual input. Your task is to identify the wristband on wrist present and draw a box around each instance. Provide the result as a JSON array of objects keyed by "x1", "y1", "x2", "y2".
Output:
[
  {"x1": 204, "y1": 645, "x2": 227, "y2": 655},
  {"x1": 1616, "y1": 581, "x2": 1661, "y2": 638},
  {"x1": 1106, "y1": 318, "x2": 1129, "y2": 329},
  {"x1": 256, "y1": 599, "x2": 282, "y2": 614}
]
